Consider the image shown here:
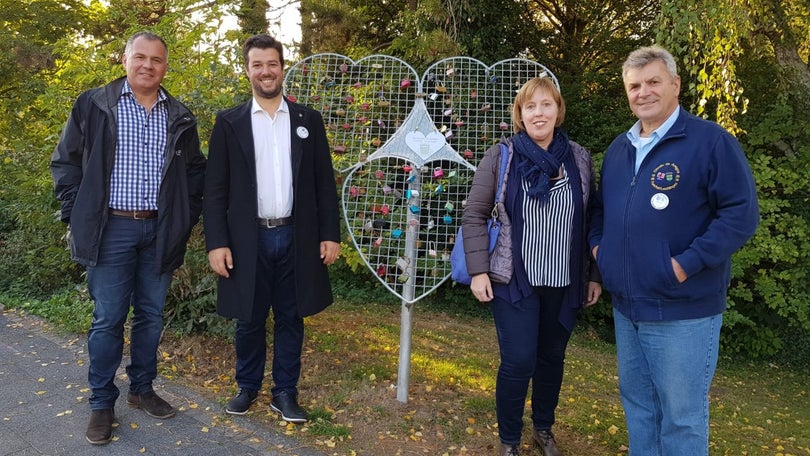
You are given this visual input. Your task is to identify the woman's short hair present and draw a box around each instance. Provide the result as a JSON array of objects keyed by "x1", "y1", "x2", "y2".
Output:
[{"x1": 511, "y1": 76, "x2": 566, "y2": 133}]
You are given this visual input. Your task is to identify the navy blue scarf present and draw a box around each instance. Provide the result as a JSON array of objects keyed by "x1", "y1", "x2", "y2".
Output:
[
  {"x1": 493, "y1": 130, "x2": 586, "y2": 332},
  {"x1": 512, "y1": 129, "x2": 572, "y2": 201}
]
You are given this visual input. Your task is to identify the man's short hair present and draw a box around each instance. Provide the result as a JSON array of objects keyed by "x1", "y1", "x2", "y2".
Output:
[
  {"x1": 242, "y1": 34, "x2": 285, "y2": 68},
  {"x1": 622, "y1": 45, "x2": 678, "y2": 80},
  {"x1": 125, "y1": 31, "x2": 168, "y2": 58}
]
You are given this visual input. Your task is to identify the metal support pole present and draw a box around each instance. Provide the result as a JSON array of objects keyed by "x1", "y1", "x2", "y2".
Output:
[{"x1": 396, "y1": 173, "x2": 420, "y2": 403}]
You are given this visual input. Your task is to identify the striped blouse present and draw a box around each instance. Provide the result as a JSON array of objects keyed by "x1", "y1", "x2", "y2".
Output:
[{"x1": 521, "y1": 165, "x2": 574, "y2": 287}]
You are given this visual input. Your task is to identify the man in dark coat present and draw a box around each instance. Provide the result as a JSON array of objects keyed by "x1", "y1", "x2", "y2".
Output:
[
  {"x1": 51, "y1": 31, "x2": 206, "y2": 445},
  {"x1": 203, "y1": 34, "x2": 340, "y2": 422}
]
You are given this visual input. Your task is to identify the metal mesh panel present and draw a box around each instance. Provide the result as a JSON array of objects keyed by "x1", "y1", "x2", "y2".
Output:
[{"x1": 285, "y1": 55, "x2": 557, "y2": 304}]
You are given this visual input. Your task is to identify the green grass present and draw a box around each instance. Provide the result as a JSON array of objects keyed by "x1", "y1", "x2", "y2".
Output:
[{"x1": 0, "y1": 287, "x2": 93, "y2": 334}]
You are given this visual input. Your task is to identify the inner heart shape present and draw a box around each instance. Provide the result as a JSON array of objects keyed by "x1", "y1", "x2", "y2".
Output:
[{"x1": 404, "y1": 131, "x2": 446, "y2": 156}]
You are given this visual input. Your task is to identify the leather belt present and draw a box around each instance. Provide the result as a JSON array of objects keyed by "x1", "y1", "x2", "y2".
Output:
[
  {"x1": 110, "y1": 209, "x2": 158, "y2": 219},
  {"x1": 258, "y1": 216, "x2": 294, "y2": 228}
]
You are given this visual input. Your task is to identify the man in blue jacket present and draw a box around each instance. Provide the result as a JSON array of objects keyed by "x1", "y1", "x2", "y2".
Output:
[
  {"x1": 589, "y1": 46, "x2": 759, "y2": 455},
  {"x1": 51, "y1": 31, "x2": 206, "y2": 445}
]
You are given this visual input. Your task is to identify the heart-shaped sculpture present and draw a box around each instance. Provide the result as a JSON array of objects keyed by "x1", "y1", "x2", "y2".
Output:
[{"x1": 285, "y1": 55, "x2": 556, "y2": 303}]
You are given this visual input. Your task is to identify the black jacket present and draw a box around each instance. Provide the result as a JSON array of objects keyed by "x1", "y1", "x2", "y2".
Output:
[{"x1": 50, "y1": 76, "x2": 206, "y2": 273}]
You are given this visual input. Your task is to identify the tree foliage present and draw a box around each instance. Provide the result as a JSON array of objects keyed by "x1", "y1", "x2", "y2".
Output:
[{"x1": 657, "y1": 0, "x2": 810, "y2": 357}]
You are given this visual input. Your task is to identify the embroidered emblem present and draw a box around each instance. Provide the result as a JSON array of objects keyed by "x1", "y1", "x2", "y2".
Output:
[{"x1": 650, "y1": 162, "x2": 680, "y2": 191}]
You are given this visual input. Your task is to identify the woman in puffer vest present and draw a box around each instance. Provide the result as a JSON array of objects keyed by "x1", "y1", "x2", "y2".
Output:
[{"x1": 461, "y1": 77, "x2": 601, "y2": 456}]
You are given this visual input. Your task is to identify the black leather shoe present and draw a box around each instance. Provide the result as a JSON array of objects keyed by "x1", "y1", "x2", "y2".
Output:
[
  {"x1": 127, "y1": 390, "x2": 175, "y2": 419},
  {"x1": 86, "y1": 408, "x2": 114, "y2": 445},
  {"x1": 270, "y1": 390, "x2": 308, "y2": 423},
  {"x1": 533, "y1": 428, "x2": 562, "y2": 456},
  {"x1": 225, "y1": 388, "x2": 258, "y2": 415}
]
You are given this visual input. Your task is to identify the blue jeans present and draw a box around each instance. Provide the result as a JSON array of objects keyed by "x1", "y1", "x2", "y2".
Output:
[
  {"x1": 613, "y1": 308, "x2": 722, "y2": 456},
  {"x1": 234, "y1": 225, "x2": 302, "y2": 396},
  {"x1": 86, "y1": 216, "x2": 172, "y2": 410},
  {"x1": 491, "y1": 287, "x2": 571, "y2": 445}
]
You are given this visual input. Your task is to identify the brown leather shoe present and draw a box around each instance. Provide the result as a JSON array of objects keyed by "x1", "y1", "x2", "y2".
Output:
[
  {"x1": 498, "y1": 442, "x2": 520, "y2": 456},
  {"x1": 532, "y1": 428, "x2": 563, "y2": 456},
  {"x1": 85, "y1": 408, "x2": 114, "y2": 445},
  {"x1": 127, "y1": 390, "x2": 175, "y2": 419}
]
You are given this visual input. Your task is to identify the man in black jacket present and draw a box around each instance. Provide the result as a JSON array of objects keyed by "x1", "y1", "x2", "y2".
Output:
[
  {"x1": 204, "y1": 34, "x2": 340, "y2": 422},
  {"x1": 50, "y1": 31, "x2": 206, "y2": 445}
]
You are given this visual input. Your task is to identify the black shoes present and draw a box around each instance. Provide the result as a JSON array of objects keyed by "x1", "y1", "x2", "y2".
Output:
[
  {"x1": 86, "y1": 408, "x2": 115, "y2": 445},
  {"x1": 225, "y1": 388, "x2": 259, "y2": 415},
  {"x1": 127, "y1": 390, "x2": 176, "y2": 419},
  {"x1": 533, "y1": 428, "x2": 563, "y2": 456},
  {"x1": 225, "y1": 388, "x2": 308, "y2": 422},
  {"x1": 270, "y1": 390, "x2": 308, "y2": 423}
]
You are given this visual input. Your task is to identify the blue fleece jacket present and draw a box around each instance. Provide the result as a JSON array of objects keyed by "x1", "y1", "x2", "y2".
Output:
[{"x1": 589, "y1": 107, "x2": 759, "y2": 321}]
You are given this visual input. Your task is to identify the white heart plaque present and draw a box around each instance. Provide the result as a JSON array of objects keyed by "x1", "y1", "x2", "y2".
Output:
[{"x1": 404, "y1": 131, "x2": 446, "y2": 157}]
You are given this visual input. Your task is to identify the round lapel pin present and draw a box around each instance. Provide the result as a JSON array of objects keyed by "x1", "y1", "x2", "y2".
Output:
[
  {"x1": 650, "y1": 192, "x2": 669, "y2": 210},
  {"x1": 296, "y1": 126, "x2": 309, "y2": 139}
]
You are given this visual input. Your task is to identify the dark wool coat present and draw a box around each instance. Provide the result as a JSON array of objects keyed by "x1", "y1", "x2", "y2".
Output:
[{"x1": 203, "y1": 98, "x2": 340, "y2": 322}]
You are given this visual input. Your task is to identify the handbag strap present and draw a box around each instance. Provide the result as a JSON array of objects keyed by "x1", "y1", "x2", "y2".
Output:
[{"x1": 491, "y1": 143, "x2": 511, "y2": 219}]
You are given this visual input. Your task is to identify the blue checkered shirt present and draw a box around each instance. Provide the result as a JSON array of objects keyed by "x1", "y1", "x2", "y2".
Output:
[{"x1": 109, "y1": 80, "x2": 168, "y2": 211}]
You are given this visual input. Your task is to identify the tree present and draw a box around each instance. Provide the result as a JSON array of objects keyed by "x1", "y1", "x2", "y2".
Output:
[
  {"x1": 658, "y1": 0, "x2": 810, "y2": 358},
  {"x1": 238, "y1": 0, "x2": 270, "y2": 34}
]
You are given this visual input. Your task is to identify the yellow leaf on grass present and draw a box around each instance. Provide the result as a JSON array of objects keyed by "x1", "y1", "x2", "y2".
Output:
[{"x1": 608, "y1": 425, "x2": 619, "y2": 435}]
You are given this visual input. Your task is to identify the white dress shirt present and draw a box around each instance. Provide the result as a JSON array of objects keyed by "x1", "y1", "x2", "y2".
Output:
[{"x1": 252, "y1": 98, "x2": 293, "y2": 219}]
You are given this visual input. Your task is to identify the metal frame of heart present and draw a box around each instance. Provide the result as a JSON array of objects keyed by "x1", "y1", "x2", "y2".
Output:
[{"x1": 284, "y1": 54, "x2": 557, "y2": 304}]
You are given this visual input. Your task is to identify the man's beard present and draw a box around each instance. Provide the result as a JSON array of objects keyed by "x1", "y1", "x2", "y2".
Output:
[{"x1": 252, "y1": 79, "x2": 282, "y2": 99}]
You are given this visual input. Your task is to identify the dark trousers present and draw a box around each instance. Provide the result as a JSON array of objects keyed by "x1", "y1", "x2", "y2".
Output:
[
  {"x1": 491, "y1": 286, "x2": 571, "y2": 445},
  {"x1": 234, "y1": 225, "x2": 303, "y2": 396}
]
